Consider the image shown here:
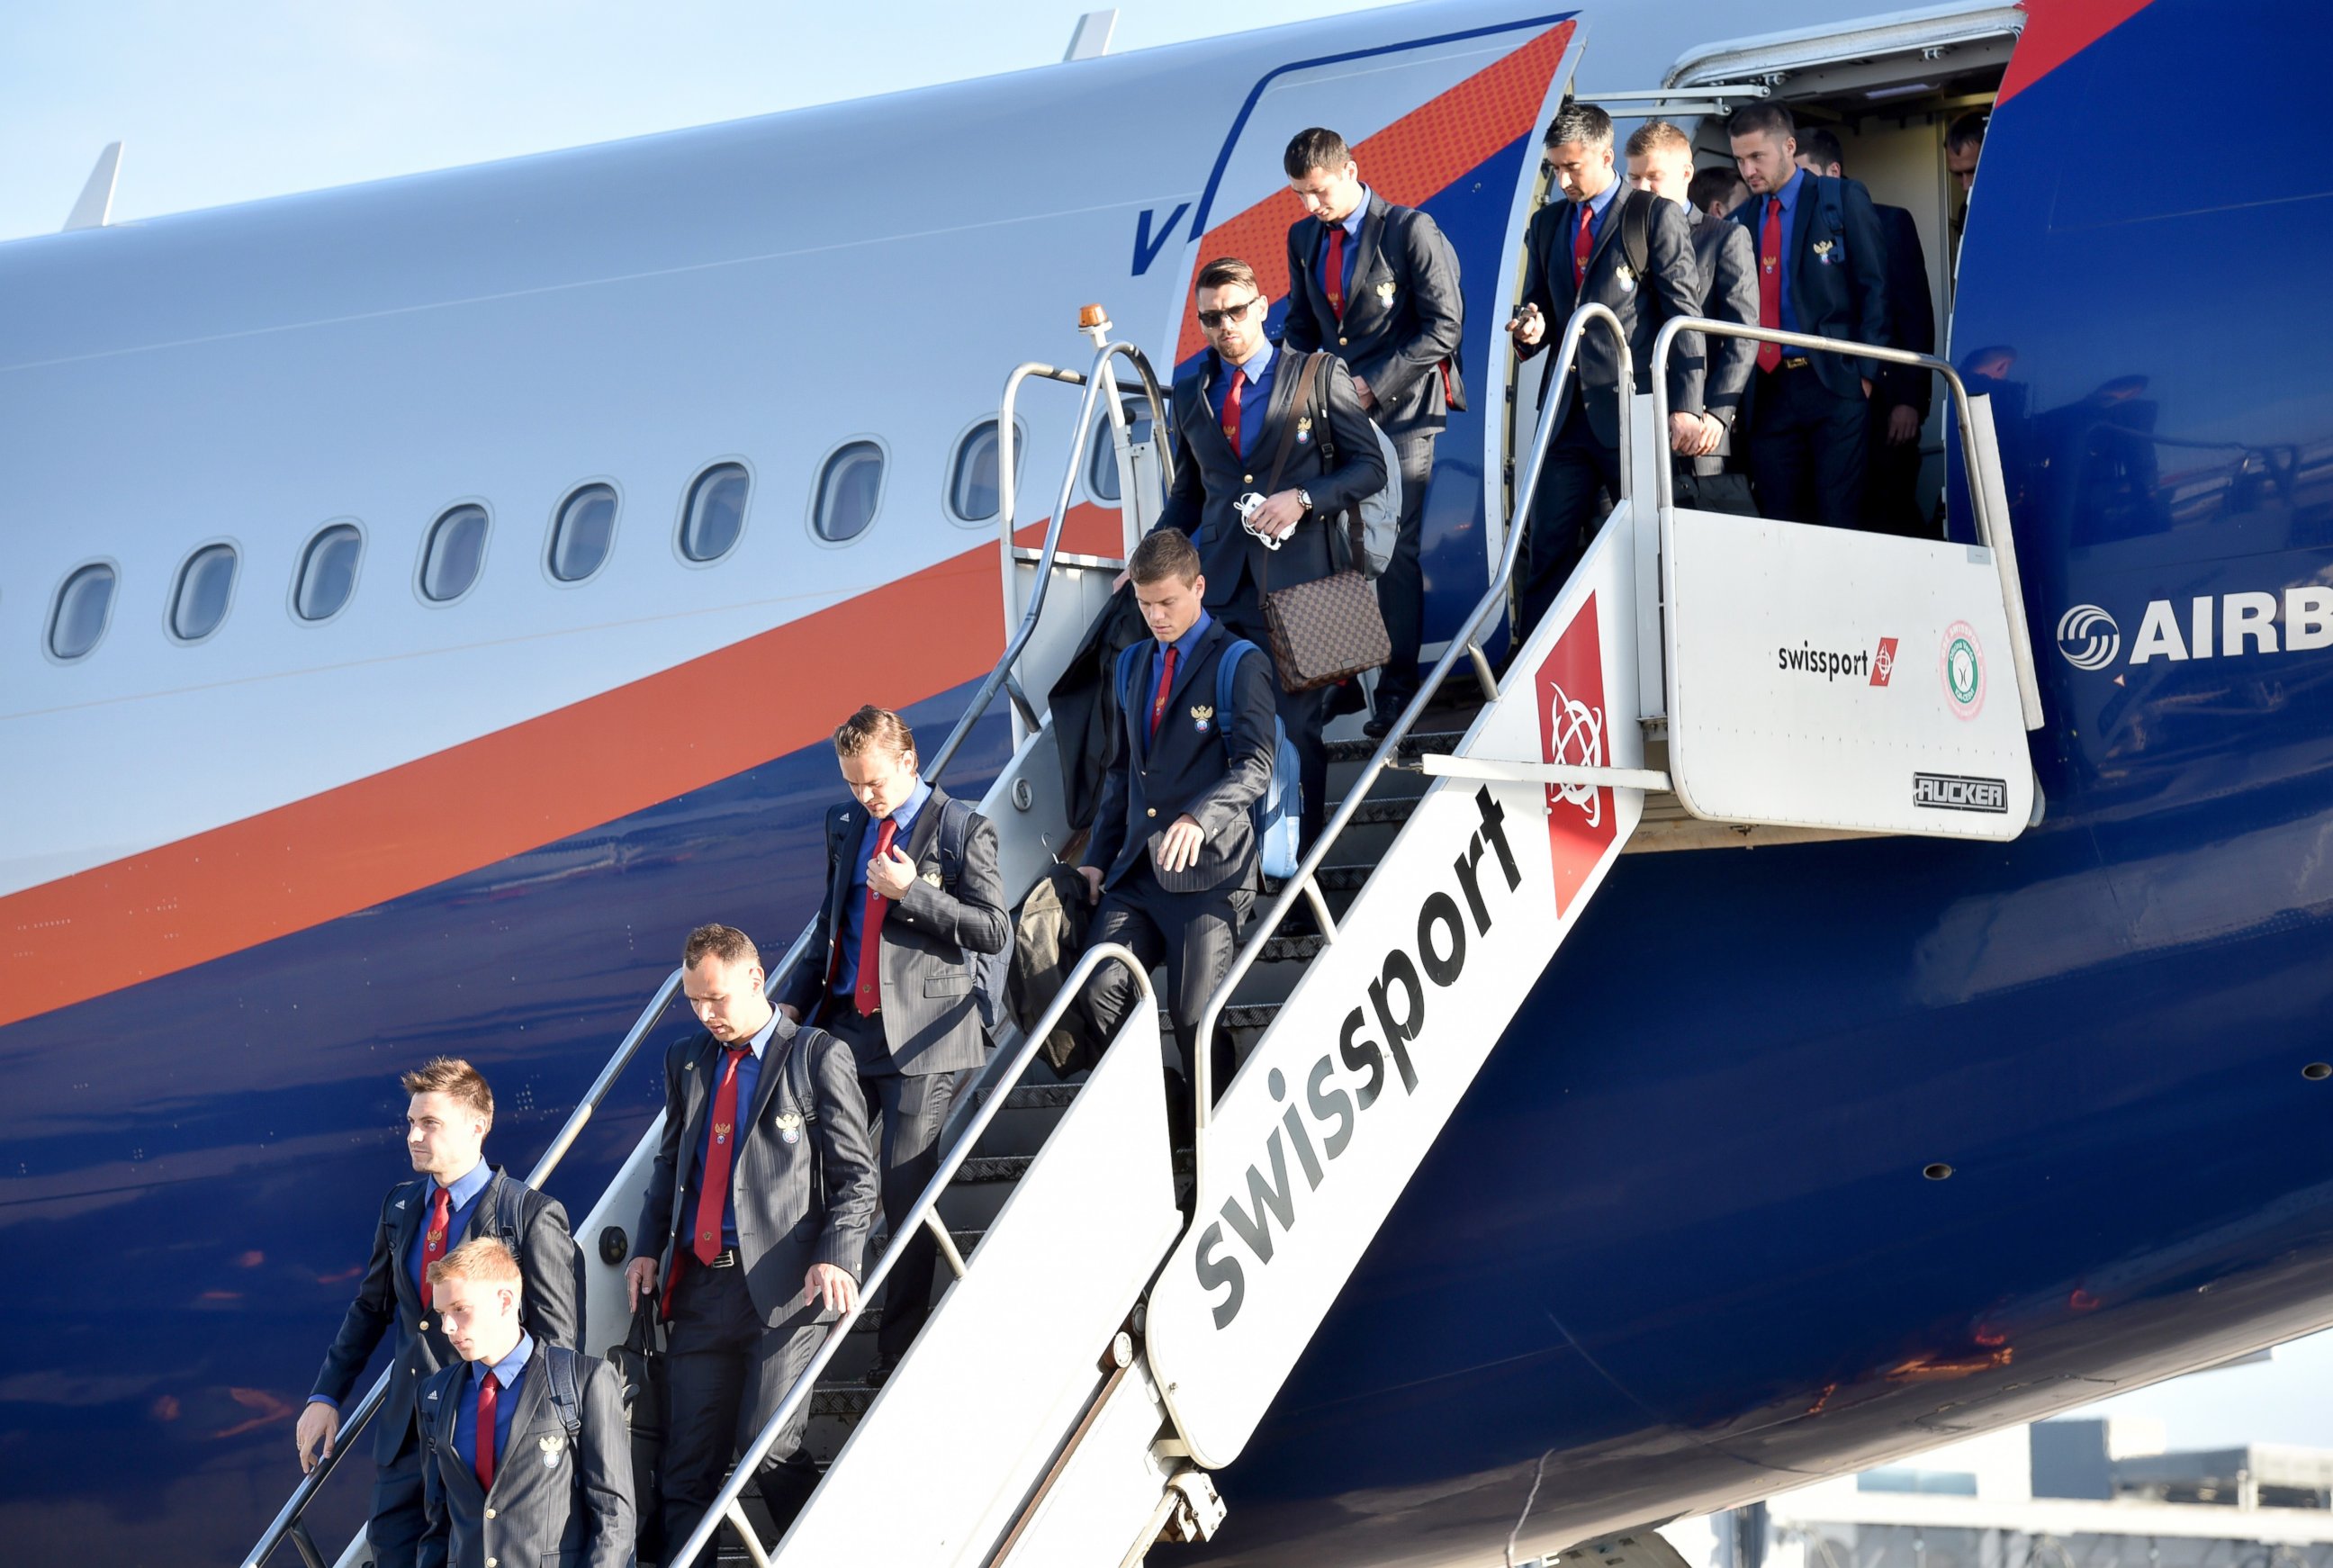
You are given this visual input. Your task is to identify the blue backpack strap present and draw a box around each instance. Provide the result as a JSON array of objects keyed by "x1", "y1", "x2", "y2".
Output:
[
  {"x1": 542, "y1": 1345, "x2": 582, "y2": 1440},
  {"x1": 1213, "y1": 638, "x2": 1253, "y2": 755},
  {"x1": 934, "y1": 796, "x2": 970, "y2": 882}
]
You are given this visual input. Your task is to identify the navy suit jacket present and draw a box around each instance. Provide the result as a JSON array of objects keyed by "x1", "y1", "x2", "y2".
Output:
[
  {"x1": 1516, "y1": 185, "x2": 1705, "y2": 446},
  {"x1": 1730, "y1": 171, "x2": 1891, "y2": 399},
  {"x1": 1157, "y1": 347, "x2": 1385, "y2": 617},
  {"x1": 1688, "y1": 207, "x2": 1761, "y2": 466},
  {"x1": 417, "y1": 1345, "x2": 632, "y2": 1568},
  {"x1": 1873, "y1": 203, "x2": 1937, "y2": 416},
  {"x1": 1282, "y1": 191, "x2": 1466, "y2": 434},
  {"x1": 1085, "y1": 617, "x2": 1277, "y2": 896}
]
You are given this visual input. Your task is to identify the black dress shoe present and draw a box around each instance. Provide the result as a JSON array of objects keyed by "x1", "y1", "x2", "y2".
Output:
[
  {"x1": 1362, "y1": 711, "x2": 1395, "y2": 739},
  {"x1": 864, "y1": 1355, "x2": 899, "y2": 1390},
  {"x1": 1326, "y1": 677, "x2": 1368, "y2": 718}
]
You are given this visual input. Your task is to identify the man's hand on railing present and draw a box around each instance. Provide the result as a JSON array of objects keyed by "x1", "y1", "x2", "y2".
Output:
[
  {"x1": 624, "y1": 1256, "x2": 659, "y2": 1311},
  {"x1": 805, "y1": 1262, "x2": 860, "y2": 1315},
  {"x1": 293, "y1": 1401, "x2": 338, "y2": 1474},
  {"x1": 1670, "y1": 411, "x2": 1720, "y2": 458}
]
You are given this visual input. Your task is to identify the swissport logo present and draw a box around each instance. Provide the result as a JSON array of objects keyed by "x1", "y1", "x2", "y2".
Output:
[
  {"x1": 1537, "y1": 591, "x2": 1617, "y2": 915},
  {"x1": 2057, "y1": 605, "x2": 2121, "y2": 670},
  {"x1": 1871, "y1": 637, "x2": 1899, "y2": 687}
]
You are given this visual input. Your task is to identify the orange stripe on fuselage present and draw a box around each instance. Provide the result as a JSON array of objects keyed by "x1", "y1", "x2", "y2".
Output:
[
  {"x1": 0, "y1": 506, "x2": 1124, "y2": 1031},
  {"x1": 1995, "y1": 0, "x2": 2156, "y2": 104},
  {"x1": 1174, "y1": 20, "x2": 1576, "y2": 365}
]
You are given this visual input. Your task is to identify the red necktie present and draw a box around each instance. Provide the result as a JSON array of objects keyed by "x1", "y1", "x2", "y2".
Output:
[
  {"x1": 419, "y1": 1185, "x2": 451, "y2": 1309},
  {"x1": 1220, "y1": 367, "x2": 1244, "y2": 458},
  {"x1": 852, "y1": 819, "x2": 897, "y2": 1015},
  {"x1": 1758, "y1": 195, "x2": 1784, "y2": 374},
  {"x1": 1573, "y1": 203, "x2": 1593, "y2": 289},
  {"x1": 1148, "y1": 644, "x2": 1179, "y2": 741},
  {"x1": 690, "y1": 1046, "x2": 749, "y2": 1266},
  {"x1": 1323, "y1": 224, "x2": 1346, "y2": 319},
  {"x1": 473, "y1": 1369, "x2": 498, "y2": 1491}
]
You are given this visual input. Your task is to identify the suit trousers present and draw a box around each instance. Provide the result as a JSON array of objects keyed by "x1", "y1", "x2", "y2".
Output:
[
  {"x1": 1674, "y1": 463, "x2": 1759, "y2": 518},
  {"x1": 367, "y1": 1427, "x2": 427, "y2": 1568},
  {"x1": 1371, "y1": 428, "x2": 1437, "y2": 716},
  {"x1": 660, "y1": 1256, "x2": 823, "y2": 1568},
  {"x1": 1746, "y1": 365, "x2": 1870, "y2": 530},
  {"x1": 1864, "y1": 401, "x2": 1928, "y2": 536},
  {"x1": 819, "y1": 1006, "x2": 964, "y2": 1365},
  {"x1": 1085, "y1": 859, "x2": 1248, "y2": 1145},
  {"x1": 1217, "y1": 606, "x2": 1329, "y2": 852},
  {"x1": 1518, "y1": 400, "x2": 1621, "y2": 644}
]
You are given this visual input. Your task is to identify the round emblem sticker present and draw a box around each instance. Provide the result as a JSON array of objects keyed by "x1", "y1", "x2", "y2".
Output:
[{"x1": 1940, "y1": 621, "x2": 1984, "y2": 721}]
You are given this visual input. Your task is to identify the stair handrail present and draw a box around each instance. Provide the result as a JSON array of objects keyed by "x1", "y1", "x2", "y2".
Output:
[
  {"x1": 665, "y1": 942, "x2": 1157, "y2": 1568},
  {"x1": 1646, "y1": 315, "x2": 2046, "y2": 731},
  {"x1": 1185, "y1": 303, "x2": 1633, "y2": 1210},
  {"x1": 240, "y1": 964, "x2": 693, "y2": 1568},
  {"x1": 938, "y1": 332, "x2": 1172, "y2": 780}
]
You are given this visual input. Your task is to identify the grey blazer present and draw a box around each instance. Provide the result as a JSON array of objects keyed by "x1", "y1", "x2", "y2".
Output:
[
  {"x1": 1689, "y1": 207, "x2": 1761, "y2": 470},
  {"x1": 417, "y1": 1344, "x2": 634, "y2": 1568},
  {"x1": 1517, "y1": 185, "x2": 1707, "y2": 446},
  {"x1": 632, "y1": 1017, "x2": 878, "y2": 1327},
  {"x1": 776, "y1": 785, "x2": 1008, "y2": 1077},
  {"x1": 309, "y1": 1168, "x2": 579, "y2": 1464},
  {"x1": 1282, "y1": 190, "x2": 1467, "y2": 435}
]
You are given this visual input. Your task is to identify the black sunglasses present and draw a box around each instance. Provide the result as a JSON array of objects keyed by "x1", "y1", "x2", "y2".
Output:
[{"x1": 1198, "y1": 294, "x2": 1262, "y2": 330}]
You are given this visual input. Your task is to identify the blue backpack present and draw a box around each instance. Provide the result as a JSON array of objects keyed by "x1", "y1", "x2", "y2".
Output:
[{"x1": 1116, "y1": 637, "x2": 1302, "y2": 879}]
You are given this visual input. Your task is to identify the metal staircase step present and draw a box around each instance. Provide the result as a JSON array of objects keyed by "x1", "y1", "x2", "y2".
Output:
[
  {"x1": 954, "y1": 1155, "x2": 1033, "y2": 1184},
  {"x1": 1221, "y1": 1003, "x2": 1284, "y2": 1030},
  {"x1": 1322, "y1": 728, "x2": 1466, "y2": 763},
  {"x1": 1259, "y1": 933, "x2": 1327, "y2": 963},
  {"x1": 967, "y1": 1080, "x2": 1082, "y2": 1113},
  {"x1": 1312, "y1": 865, "x2": 1372, "y2": 891},
  {"x1": 1346, "y1": 798, "x2": 1419, "y2": 826}
]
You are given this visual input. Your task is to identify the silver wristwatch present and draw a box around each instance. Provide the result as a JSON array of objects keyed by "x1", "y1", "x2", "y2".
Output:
[{"x1": 1297, "y1": 487, "x2": 1315, "y2": 513}]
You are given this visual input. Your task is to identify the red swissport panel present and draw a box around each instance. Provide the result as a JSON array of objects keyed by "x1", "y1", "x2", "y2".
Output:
[
  {"x1": 1174, "y1": 20, "x2": 1577, "y2": 366},
  {"x1": 0, "y1": 505, "x2": 1121, "y2": 1032},
  {"x1": 1996, "y1": 0, "x2": 2157, "y2": 104}
]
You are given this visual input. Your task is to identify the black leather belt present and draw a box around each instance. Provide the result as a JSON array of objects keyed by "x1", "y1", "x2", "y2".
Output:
[
  {"x1": 1779, "y1": 355, "x2": 1813, "y2": 370},
  {"x1": 703, "y1": 1247, "x2": 740, "y2": 1268}
]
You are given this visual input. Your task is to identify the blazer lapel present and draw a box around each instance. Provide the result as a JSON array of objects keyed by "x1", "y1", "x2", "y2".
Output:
[
  {"x1": 494, "y1": 1351, "x2": 553, "y2": 1491},
  {"x1": 1588, "y1": 188, "x2": 1630, "y2": 274},
  {"x1": 829, "y1": 802, "x2": 866, "y2": 956},
  {"x1": 1166, "y1": 621, "x2": 1222, "y2": 715},
  {"x1": 1347, "y1": 195, "x2": 1389, "y2": 322},
  {"x1": 1193, "y1": 357, "x2": 1246, "y2": 468},
  {"x1": 1788, "y1": 175, "x2": 1822, "y2": 309},
  {"x1": 431, "y1": 1372, "x2": 484, "y2": 1503},
  {"x1": 389, "y1": 1181, "x2": 424, "y2": 1317},
  {"x1": 676, "y1": 1034, "x2": 719, "y2": 1191}
]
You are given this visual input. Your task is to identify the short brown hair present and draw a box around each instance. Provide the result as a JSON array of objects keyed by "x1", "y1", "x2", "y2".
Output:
[
  {"x1": 1727, "y1": 103, "x2": 1795, "y2": 142},
  {"x1": 1129, "y1": 527, "x2": 1203, "y2": 588},
  {"x1": 1625, "y1": 119, "x2": 1691, "y2": 158},
  {"x1": 1284, "y1": 127, "x2": 1353, "y2": 178},
  {"x1": 833, "y1": 704, "x2": 915, "y2": 762},
  {"x1": 428, "y1": 1234, "x2": 522, "y2": 1291},
  {"x1": 401, "y1": 1058, "x2": 493, "y2": 1126},
  {"x1": 683, "y1": 923, "x2": 760, "y2": 970},
  {"x1": 1194, "y1": 257, "x2": 1257, "y2": 296}
]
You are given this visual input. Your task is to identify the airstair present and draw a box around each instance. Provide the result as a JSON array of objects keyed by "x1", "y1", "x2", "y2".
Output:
[{"x1": 246, "y1": 303, "x2": 2044, "y2": 1568}]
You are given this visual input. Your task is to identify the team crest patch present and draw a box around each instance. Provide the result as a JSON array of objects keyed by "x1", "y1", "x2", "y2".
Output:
[
  {"x1": 713, "y1": 1121, "x2": 732, "y2": 1146},
  {"x1": 540, "y1": 1432, "x2": 564, "y2": 1469},
  {"x1": 1190, "y1": 704, "x2": 1214, "y2": 734},
  {"x1": 1374, "y1": 279, "x2": 1396, "y2": 302},
  {"x1": 922, "y1": 869, "x2": 943, "y2": 887},
  {"x1": 776, "y1": 1110, "x2": 805, "y2": 1145},
  {"x1": 1813, "y1": 239, "x2": 1835, "y2": 263},
  {"x1": 1295, "y1": 416, "x2": 1312, "y2": 446}
]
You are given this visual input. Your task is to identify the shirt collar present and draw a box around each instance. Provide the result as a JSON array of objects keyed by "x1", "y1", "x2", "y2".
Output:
[
  {"x1": 1162, "y1": 610, "x2": 1212, "y2": 663},
  {"x1": 742, "y1": 1003, "x2": 782, "y2": 1061},
  {"x1": 439, "y1": 1159, "x2": 491, "y2": 1208},
  {"x1": 1773, "y1": 167, "x2": 1806, "y2": 212},
  {"x1": 476, "y1": 1330, "x2": 533, "y2": 1390},
  {"x1": 882, "y1": 778, "x2": 932, "y2": 834},
  {"x1": 1582, "y1": 176, "x2": 1621, "y2": 219},
  {"x1": 1338, "y1": 189, "x2": 1371, "y2": 239}
]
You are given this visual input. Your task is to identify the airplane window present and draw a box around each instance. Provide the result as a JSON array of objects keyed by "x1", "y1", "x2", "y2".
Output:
[
  {"x1": 419, "y1": 505, "x2": 489, "y2": 602},
  {"x1": 170, "y1": 545, "x2": 238, "y2": 641},
  {"x1": 295, "y1": 523, "x2": 363, "y2": 622},
  {"x1": 950, "y1": 420, "x2": 1022, "y2": 524},
  {"x1": 1086, "y1": 401, "x2": 1154, "y2": 503},
  {"x1": 813, "y1": 443, "x2": 884, "y2": 544},
  {"x1": 680, "y1": 464, "x2": 750, "y2": 562},
  {"x1": 549, "y1": 484, "x2": 617, "y2": 581},
  {"x1": 48, "y1": 563, "x2": 116, "y2": 661}
]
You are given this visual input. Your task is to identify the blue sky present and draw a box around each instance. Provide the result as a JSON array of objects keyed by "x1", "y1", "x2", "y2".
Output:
[
  {"x1": 8, "y1": 0, "x2": 2333, "y2": 1462},
  {"x1": 0, "y1": 0, "x2": 1391, "y2": 243}
]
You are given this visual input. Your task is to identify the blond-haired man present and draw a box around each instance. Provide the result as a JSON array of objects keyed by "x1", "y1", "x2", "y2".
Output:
[
  {"x1": 417, "y1": 1238, "x2": 632, "y2": 1568},
  {"x1": 299, "y1": 1059, "x2": 579, "y2": 1568}
]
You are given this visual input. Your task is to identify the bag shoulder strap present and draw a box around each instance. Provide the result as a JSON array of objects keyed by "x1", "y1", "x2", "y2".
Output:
[
  {"x1": 934, "y1": 796, "x2": 972, "y2": 881},
  {"x1": 1260, "y1": 351, "x2": 1327, "y2": 498},
  {"x1": 785, "y1": 1025, "x2": 821, "y2": 1123},
  {"x1": 1623, "y1": 187, "x2": 1651, "y2": 284},
  {"x1": 543, "y1": 1345, "x2": 582, "y2": 1439},
  {"x1": 1213, "y1": 639, "x2": 1251, "y2": 751}
]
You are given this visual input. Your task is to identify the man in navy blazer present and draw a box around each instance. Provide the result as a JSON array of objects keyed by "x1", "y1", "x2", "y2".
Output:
[
  {"x1": 1509, "y1": 101, "x2": 1707, "y2": 640},
  {"x1": 1727, "y1": 102, "x2": 1891, "y2": 529},
  {"x1": 1796, "y1": 127, "x2": 1937, "y2": 535},
  {"x1": 297, "y1": 1059, "x2": 579, "y2": 1568},
  {"x1": 1157, "y1": 254, "x2": 1385, "y2": 853},
  {"x1": 417, "y1": 1238, "x2": 632, "y2": 1568},
  {"x1": 625, "y1": 924, "x2": 878, "y2": 1566},
  {"x1": 1280, "y1": 126, "x2": 1465, "y2": 735},
  {"x1": 775, "y1": 705, "x2": 1007, "y2": 1381},
  {"x1": 1081, "y1": 527, "x2": 1277, "y2": 1137}
]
